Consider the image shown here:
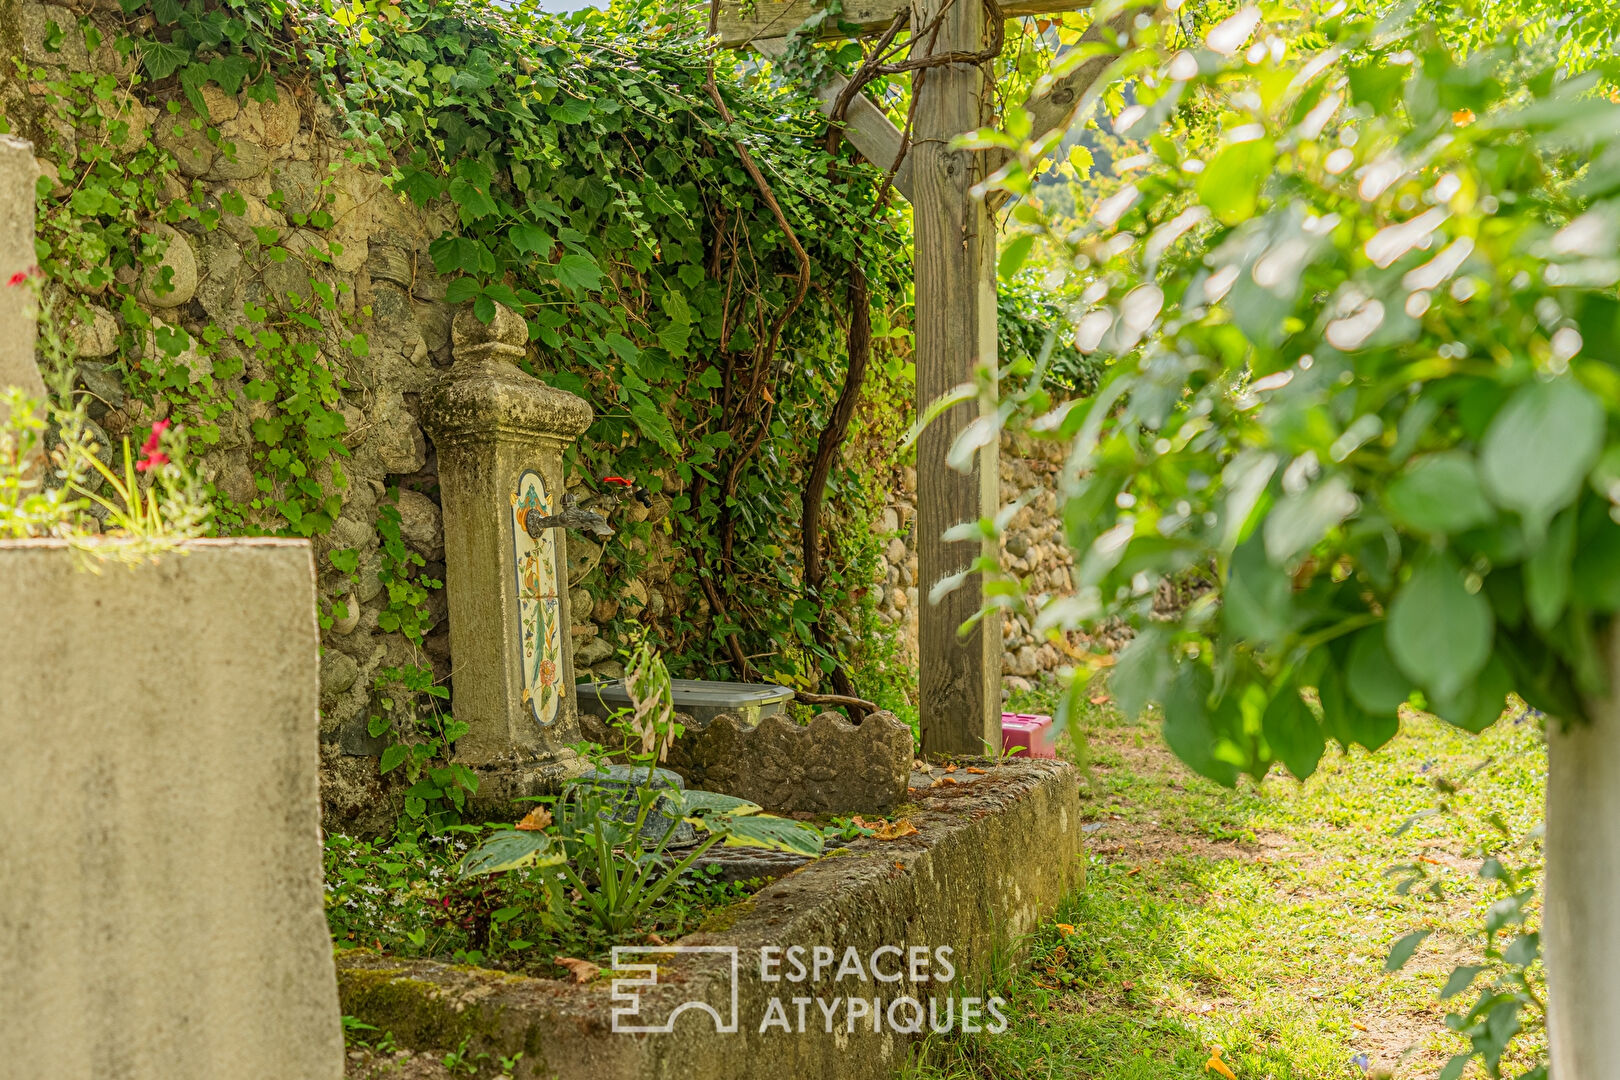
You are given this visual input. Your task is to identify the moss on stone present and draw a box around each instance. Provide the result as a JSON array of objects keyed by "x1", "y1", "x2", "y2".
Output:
[
  {"x1": 692, "y1": 897, "x2": 755, "y2": 935},
  {"x1": 337, "y1": 966, "x2": 499, "y2": 1050}
]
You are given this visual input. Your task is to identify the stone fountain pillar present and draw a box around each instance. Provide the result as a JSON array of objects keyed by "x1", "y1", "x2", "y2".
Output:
[{"x1": 425, "y1": 303, "x2": 593, "y2": 802}]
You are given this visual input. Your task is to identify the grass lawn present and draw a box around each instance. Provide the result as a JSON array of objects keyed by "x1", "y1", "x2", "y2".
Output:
[{"x1": 904, "y1": 686, "x2": 1547, "y2": 1080}]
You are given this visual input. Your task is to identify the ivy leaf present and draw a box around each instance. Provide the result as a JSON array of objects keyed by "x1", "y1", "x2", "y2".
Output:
[
  {"x1": 657, "y1": 321, "x2": 690, "y2": 357},
  {"x1": 628, "y1": 393, "x2": 679, "y2": 453},
  {"x1": 509, "y1": 222, "x2": 553, "y2": 259},
  {"x1": 1479, "y1": 377, "x2": 1604, "y2": 538},
  {"x1": 448, "y1": 177, "x2": 498, "y2": 222},
  {"x1": 444, "y1": 277, "x2": 481, "y2": 304},
  {"x1": 397, "y1": 167, "x2": 443, "y2": 206},
  {"x1": 555, "y1": 253, "x2": 604, "y2": 294},
  {"x1": 138, "y1": 38, "x2": 192, "y2": 79},
  {"x1": 429, "y1": 235, "x2": 493, "y2": 275},
  {"x1": 207, "y1": 53, "x2": 253, "y2": 95},
  {"x1": 549, "y1": 97, "x2": 592, "y2": 125},
  {"x1": 1386, "y1": 553, "x2": 1492, "y2": 702},
  {"x1": 380, "y1": 744, "x2": 410, "y2": 774}
]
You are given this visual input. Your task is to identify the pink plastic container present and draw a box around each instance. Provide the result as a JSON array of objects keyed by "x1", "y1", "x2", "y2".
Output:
[{"x1": 1001, "y1": 712, "x2": 1057, "y2": 759}]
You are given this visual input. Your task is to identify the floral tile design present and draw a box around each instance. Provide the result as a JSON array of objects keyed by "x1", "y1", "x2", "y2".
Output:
[{"x1": 510, "y1": 469, "x2": 562, "y2": 727}]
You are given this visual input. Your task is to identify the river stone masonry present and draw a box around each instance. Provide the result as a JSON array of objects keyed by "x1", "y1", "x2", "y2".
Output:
[
  {"x1": 874, "y1": 430, "x2": 1109, "y2": 693},
  {"x1": 578, "y1": 707, "x2": 915, "y2": 814},
  {"x1": 2, "y1": 6, "x2": 727, "y2": 832}
]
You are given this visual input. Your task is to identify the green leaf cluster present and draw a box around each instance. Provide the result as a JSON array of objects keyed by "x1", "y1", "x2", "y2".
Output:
[{"x1": 979, "y1": 1, "x2": 1620, "y2": 785}]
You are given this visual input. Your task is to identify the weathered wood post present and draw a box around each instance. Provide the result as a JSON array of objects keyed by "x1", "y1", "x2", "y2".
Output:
[
  {"x1": 911, "y1": 0, "x2": 1002, "y2": 756},
  {"x1": 425, "y1": 303, "x2": 595, "y2": 801},
  {"x1": 718, "y1": 2, "x2": 1109, "y2": 757}
]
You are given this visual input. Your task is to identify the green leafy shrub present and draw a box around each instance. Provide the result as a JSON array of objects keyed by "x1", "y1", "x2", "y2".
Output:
[{"x1": 976, "y1": 1, "x2": 1620, "y2": 783}]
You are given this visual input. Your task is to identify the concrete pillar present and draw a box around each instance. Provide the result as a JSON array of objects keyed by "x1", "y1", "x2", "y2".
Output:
[
  {"x1": 1547, "y1": 639, "x2": 1620, "y2": 1079},
  {"x1": 424, "y1": 303, "x2": 593, "y2": 789},
  {"x1": 0, "y1": 539, "x2": 343, "y2": 1080},
  {"x1": 0, "y1": 134, "x2": 43, "y2": 418}
]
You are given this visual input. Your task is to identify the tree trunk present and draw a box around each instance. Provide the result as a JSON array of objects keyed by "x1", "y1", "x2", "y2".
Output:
[{"x1": 1545, "y1": 638, "x2": 1620, "y2": 1077}]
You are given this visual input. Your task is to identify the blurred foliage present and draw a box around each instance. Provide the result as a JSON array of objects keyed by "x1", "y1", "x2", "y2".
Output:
[{"x1": 966, "y1": 0, "x2": 1620, "y2": 797}]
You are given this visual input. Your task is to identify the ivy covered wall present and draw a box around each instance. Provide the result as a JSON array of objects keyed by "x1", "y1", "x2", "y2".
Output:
[
  {"x1": 4, "y1": 0, "x2": 1093, "y2": 828},
  {"x1": 2, "y1": 0, "x2": 922, "y2": 826}
]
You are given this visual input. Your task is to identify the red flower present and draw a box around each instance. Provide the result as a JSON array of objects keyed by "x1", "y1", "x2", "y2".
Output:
[
  {"x1": 135, "y1": 420, "x2": 173, "y2": 472},
  {"x1": 6, "y1": 272, "x2": 26, "y2": 287}
]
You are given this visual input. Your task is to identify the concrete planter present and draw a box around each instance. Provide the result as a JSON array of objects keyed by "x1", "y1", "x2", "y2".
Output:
[
  {"x1": 337, "y1": 758, "x2": 1085, "y2": 1080},
  {"x1": 0, "y1": 539, "x2": 343, "y2": 1080}
]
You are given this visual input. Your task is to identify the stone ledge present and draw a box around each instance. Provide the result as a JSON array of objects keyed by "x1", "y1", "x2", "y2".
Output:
[{"x1": 337, "y1": 758, "x2": 1084, "y2": 1080}]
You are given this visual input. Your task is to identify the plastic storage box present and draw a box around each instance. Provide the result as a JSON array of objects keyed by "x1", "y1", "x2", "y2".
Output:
[{"x1": 1001, "y1": 712, "x2": 1057, "y2": 758}]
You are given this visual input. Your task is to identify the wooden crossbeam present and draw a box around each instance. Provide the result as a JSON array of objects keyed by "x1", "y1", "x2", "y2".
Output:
[
  {"x1": 719, "y1": 0, "x2": 1092, "y2": 49},
  {"x1": 1016, "y1": 11, "x2": 1123, "y2": 148},
  {"x1": 749, "y1": 37, "x2": 914, "y2": 202}
]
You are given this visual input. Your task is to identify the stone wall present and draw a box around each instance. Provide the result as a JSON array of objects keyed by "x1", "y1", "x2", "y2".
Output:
[
  {"x1": 873, "y1": 431, "x2": 1087, "y2": 695},
  {"x1": 6, "y1": 2, "x2": 863, "y2": 830}
]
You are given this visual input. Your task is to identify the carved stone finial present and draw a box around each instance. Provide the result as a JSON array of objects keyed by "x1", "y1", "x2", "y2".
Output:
[{"x1": 450, "y1": 302, "x2": 528, "y2": 366}]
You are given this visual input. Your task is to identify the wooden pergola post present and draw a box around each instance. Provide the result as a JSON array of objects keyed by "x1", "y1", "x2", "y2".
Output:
[
  {"x1": 909, "y1": 0, "x2": 1002, "y2": 756},
  {"x1": 720, "y1": 0, "x2": 1111, "y2": 757}
]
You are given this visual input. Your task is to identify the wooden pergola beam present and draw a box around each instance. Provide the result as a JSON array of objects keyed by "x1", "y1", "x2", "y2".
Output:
[
  {"x1": 1016, "y1": 10, "x2": 1124, "y2": 147},
  {"x1": 719, "y1": 0, "x2": 1092, "y2": 49},
  {"x1": 749, "y1": 37, "x2": 914, "y2": 202}
]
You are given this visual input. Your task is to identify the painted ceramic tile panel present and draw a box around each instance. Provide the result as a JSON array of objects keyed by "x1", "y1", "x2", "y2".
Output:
[{"x1": 511, "y1": 469, "x2": 562, "y2": 727}]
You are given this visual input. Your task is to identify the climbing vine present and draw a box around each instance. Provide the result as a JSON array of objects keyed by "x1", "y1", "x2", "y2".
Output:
[{"x1": 11, "y1": 0, "x2": 920, "y2": 796}]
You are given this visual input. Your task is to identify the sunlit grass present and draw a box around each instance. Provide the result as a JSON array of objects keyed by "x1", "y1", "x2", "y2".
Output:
[{"x1": 904, "y1": 687, "x2": 1546, "y2": 1080}]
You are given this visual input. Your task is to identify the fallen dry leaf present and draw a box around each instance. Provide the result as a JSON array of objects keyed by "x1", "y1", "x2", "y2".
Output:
[
  {"x1": 645, "y1": 932, "x2": 667, "y2": 945},
  {"x1": 944, "y1": 764, "x2": 958, "y2": 773},
  {"x1": 1204, "y1": 1047, "x2": 1237, "y2": 1079},
  {"x1": 931, "y1": 776, "x2": 958, "y2": 787},
  {"x1": 853, "y1": 815, "x2": 919, "y2": 840},
  {"x1": 515, "y1": 806, "x2": 553, "y2": 831},
  {"x1": 1089, "y1": 692, "x2": 1112, "y2": 705},
  {"x1": 965, "y1": 766, "x2": 987, "y2": 774},
  {"x1": 555, "y1": 956, "x2": 600, "y2": 983}
]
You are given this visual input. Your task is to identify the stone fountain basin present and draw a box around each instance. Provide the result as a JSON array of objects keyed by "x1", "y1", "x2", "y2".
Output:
[{"x1": 336, "y1": 758, "x2": 1083, "y2": 1080}]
